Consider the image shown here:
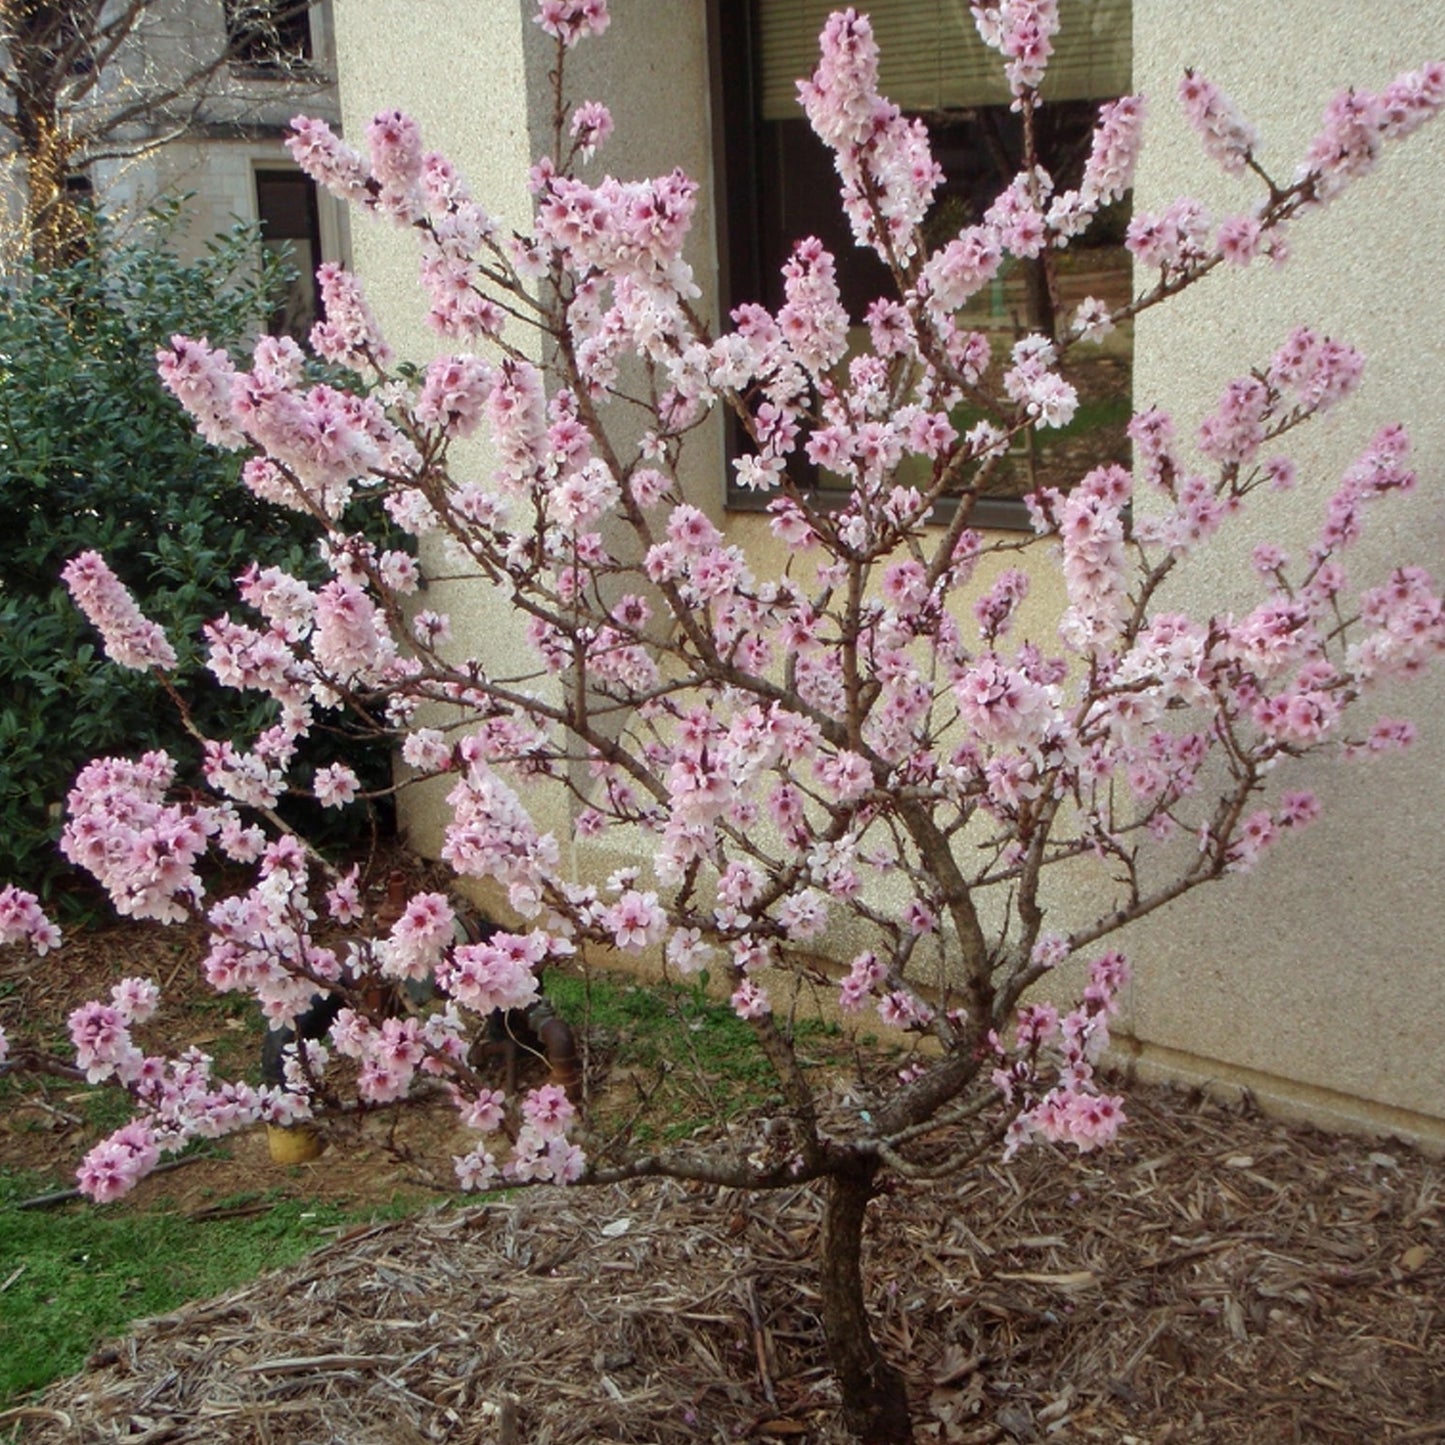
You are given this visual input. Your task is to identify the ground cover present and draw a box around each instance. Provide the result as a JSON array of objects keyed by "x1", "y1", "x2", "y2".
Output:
[{"x1": 3, "y1": 911, "x2": 1443, "y2": 1441}]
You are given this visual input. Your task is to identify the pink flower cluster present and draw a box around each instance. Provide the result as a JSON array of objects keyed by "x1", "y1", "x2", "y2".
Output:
[
  {"x1": 797, "y1": 10, "x2": 942, "y2": 261},
  {"x1": 970, "y1": 0, "x2": 1060, "y2": 98},
  {"x1": 62, "y1": 552, "x2": 178, "y2": 672},
  {"x1": 1178, "y1": 70, "x2": 1259, "y2": 176},
  {"x1": 453, "y1": 1081, "x2": 582, "y2": 1191},
  {"x1": 0, "y1": 885, "x2": 61, "y2": 954},
  {"x1": 311, "y1": 262, "x2": 393, "y2": 369},
  {"x1": 159, "y1": 331, "x2": 420, "y2": 523},
  {"x1": 1301, "y1": 63, "x2": 1445, "y2": 203},
  {"x1": 535, "y1": 0, "x2": 608, "y2": 47},
  {"x1": 61, "y1": 753, "x2": 213, "y2": 923},
  {"x1": 436, "y1": 930, "x2": 545, "y2": 1016},
  {"x1": 77, "y1": 1047, "x2": 272, "y2": 1202},
  {"x1": 998, "y1": 951, "x2": 1130, "y2": 1157}
]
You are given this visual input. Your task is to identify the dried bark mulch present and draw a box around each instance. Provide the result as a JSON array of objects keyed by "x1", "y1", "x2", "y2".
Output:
[{"x1": 4, "y1": 1082, "x2": 1442, "y2": 1443}]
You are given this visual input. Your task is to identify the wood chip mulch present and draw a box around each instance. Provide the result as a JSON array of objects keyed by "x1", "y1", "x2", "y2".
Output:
[{"x1": 5, "y1": 1084, "x2": 1443, "y2": 1444}]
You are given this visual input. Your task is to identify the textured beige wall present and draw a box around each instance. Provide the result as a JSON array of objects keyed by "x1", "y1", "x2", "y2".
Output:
[
  {"x1": 331, "y1": 1, "x2": 721, "y2": 875},
  {"x1": 333, "y1": 2, "x2": 1445, "y2": 1143},
  {"x1": 1122, "y1": 0, "x2": 1445, "y2": 1144}
]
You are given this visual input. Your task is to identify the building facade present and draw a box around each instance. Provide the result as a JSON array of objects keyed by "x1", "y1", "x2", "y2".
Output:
[
  {"x1": 327, "y1": 1, "x2": 1445, "y2": 1147},
  {"x1": 2, "y1": 0, "x2": 348, "y2": 326}
]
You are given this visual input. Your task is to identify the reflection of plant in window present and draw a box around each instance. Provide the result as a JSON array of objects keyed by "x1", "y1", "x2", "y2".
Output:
[{"x1": 720, "y1": 0, "x2": 1133, "y2": 513}]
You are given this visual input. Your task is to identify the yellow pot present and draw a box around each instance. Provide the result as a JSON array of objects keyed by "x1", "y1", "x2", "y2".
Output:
[{"x1": 266, "y1": 1123, "x2": 323, "y2": 1164}]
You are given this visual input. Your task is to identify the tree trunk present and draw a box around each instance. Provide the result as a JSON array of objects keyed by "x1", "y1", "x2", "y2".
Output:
[
  {"x1": 819, "y1": 1161, "x2": 913, "y2": 1443},
  {"x1": 10, "y1": 0, "x2": 87, "y2": 267},
  {"x1": 25, "y1": 123, "x2": 80, "y2": 268}
]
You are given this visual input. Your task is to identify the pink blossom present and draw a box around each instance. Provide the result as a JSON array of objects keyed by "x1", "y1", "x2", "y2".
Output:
[
  {"x1": 415, "y1": 355, "x2": 494, "y2": 437},
  {"x1": 286, "y1": 115, "x2": 370, "y2": 202},
  {"x1": 1178, "y1": 70, "x2": 1259, "y2": 176},
  {"x1": 383, "y1": 892, "x2": 456, "y2": 981},
  {"x1": 311, "y1": 263, "x2": 393, "y2": 369},
  {"x1": 0, "y1": 885, "x2": 61, "y2": 954},
  {"x1": 61, "y1": 753, "x2": 212, "y2": 923},
  {"x1": 878, "y1": 989, "x2": 933, "y2": 1029},
  {"x1": 1277, "y1": 791, "x2": 1321, "y2": 829},
  {"x1": 63, "y1": 552, "x2": 178, "y2": 672},
  {"x1": 69, "y1": 1000, "x2": 140, "y2": 1083},
  {"x1": 1300, "y1": 67, "x2": 1444, "y2": 205},
  {"x1": 1081, "y1": 95, "x2": 1146, "y2": 207},
  {"x1": 439, "y1": 933, "x2": 543, "y2": 1015},
  {"x1": 730, "y1": 979, "x2": 771, "y2": 1021},
  {"x1": 604, "y1": 889, "x2": 667, "y2": 952},
  {"x1": 522, "y1": 1083, "x2": 575, "y2": 1138},
  {"x1": 778, "y1": 238, "x2": 849, "y2": 375},
  {"x1": 313, "y1": 763, "x2": 360, "y2": 809},
  {"x1": 325, "y1": 867, "x2": 364, "y2": 924},
  {"x1": 313, "y1": 579, "x2": 397, "y2": 683},
  {"x1": 111, "y1": 977, "x2": 160, "y2": 1025},
  {"x1": 570, "y1": 100, "x2": 613, "y2": 160},
  {"x1": 77, "y1": 1125, "x2": 159, "y2": 1203},
  {"x1": 402, "y1": 729, "x2": 453, "y2": 773},
  {"x1": 1126, "y1": 197, "x2": 1211, "y2": 273},
  {"x1": 156, "y1": 335, "x2": 245, "y2": 449},
  {"x1": 666, "y1": 928, "x2": 715, "y2": 975},
  {"x1": 918, "y1": 226, "x2": 1002, "y2": 315},
  {"x1": 1216, "y1": 215, "x2": 1262, "y2": 266},
  {"x1": 454, "y1": 1147, "x2": 499, "y2": 1192},
  {"x1": 1020, "y1": 1088, "x2": 1126, "y2": 1154},
  {"x1": 458, "y1": 1086, "x2": 508, "y2": 1133},
  {"x1": 535, "y1": 0, "x2": 609, "y2": 47},
  {"x1": 971, "y1": 0, "x2": 1060, "y2": 98}
]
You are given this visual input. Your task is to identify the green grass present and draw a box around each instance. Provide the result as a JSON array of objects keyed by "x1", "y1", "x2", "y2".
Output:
[
  {"x1": 0, "y1": 966, "x2": 846, "y2": 1414},
  {"x1": 0, "y1": 1172, "x2": 419, "y2": 1409},
  {"x1": 546, "y1": 968, "x2": 840, "y2": 1144}
]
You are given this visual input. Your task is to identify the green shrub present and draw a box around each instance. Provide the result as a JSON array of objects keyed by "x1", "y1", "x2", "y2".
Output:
[{"x1": 0, "y1": 206, "x2": 393, "y2": 913}]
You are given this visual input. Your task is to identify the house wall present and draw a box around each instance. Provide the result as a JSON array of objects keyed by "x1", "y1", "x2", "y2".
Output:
[
  {"x1": 1121, "y1": 0, "x2": 1445, "y2": 1144},
  {"x1": 332, "y1": 1, "x2": 1445, "y2": 1147}
]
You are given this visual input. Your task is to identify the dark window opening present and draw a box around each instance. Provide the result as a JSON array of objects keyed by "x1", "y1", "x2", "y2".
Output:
[
  {"x1": 9, "y1": 2, "x2": 100, "y2": 77},
  {"x1": 713, "y1": 0, "x2": 1133, "y2": 527},
  {"x1": 255, "y1": 168, "x2": 323, "y2": 344},
  {"x1": 225, "y1": 1, "x2": 313, "y2": 74}
]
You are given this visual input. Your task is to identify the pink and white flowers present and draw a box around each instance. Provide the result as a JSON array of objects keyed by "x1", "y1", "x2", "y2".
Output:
[{"x1": 7, "y1": 4, "x2": 1440, "y2": 1245}]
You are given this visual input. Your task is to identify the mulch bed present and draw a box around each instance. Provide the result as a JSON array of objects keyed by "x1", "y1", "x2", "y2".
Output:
[{"x1": 5, "y1": 1082, "x2": 1442, "y2": 1443}]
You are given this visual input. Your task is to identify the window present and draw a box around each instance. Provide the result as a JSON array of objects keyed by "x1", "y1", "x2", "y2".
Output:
[
  {"x1": 254, "y1": 168, "x2": 323, "y2": 343},
  {"x1": 713, "y1": 0, "x2": 1133, "y2": 526},
  {"x1": 225, "y1": 0, "x2": 313, "y2": 74},
  {"x1": 8, "y1": 1, "x2": 100, "y2": 77}
]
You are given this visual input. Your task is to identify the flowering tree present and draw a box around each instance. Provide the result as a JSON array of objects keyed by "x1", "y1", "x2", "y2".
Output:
[{"x1": 2, "y1": 2, "x2": 1442, "y2": 1437}]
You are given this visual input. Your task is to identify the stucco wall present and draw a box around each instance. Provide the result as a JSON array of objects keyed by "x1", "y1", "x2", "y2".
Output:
[
  {"x1": 1122, "y1": 1, "x2": 1445, "y2": 1143},
  {"x1": 332, "y1": 1, "x2": 1445, "y2": 1145},
  {"x1": 330, "y1": 0, "x2": 722, "y2": 880}
]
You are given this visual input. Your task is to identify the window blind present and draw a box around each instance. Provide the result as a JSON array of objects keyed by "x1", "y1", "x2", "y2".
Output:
[{"x1": 759, "y1": 0, "x2": 1131, "y2": 119}]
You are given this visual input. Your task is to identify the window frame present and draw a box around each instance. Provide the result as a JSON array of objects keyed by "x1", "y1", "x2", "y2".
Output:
[{"x1": 707, "y1": 0, "x2": 1131, "y2": 532}]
